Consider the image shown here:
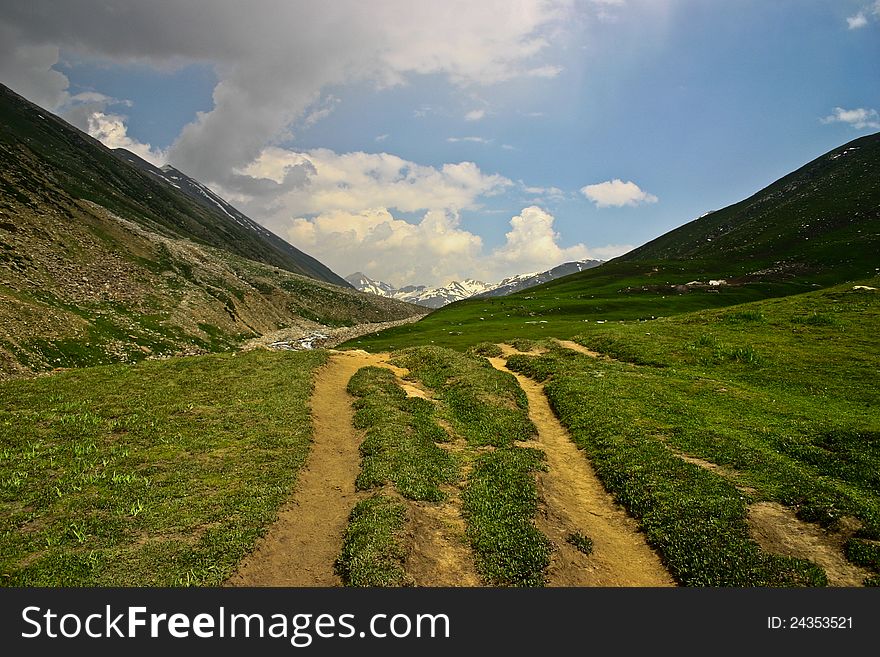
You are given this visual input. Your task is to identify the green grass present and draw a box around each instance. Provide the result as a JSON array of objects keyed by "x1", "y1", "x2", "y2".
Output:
[
  {"x1": 396, "y1": 347, "x2": 550, "y2": 586},
  {"x1": 347, "y1": 366, "x2": 457, "y2": 502},
  {"x1": 467, "y1": 342, "x2": 503, "y2": 358},
  {"x1": 0, "y1": 349, "x2": 326, "y2": 585},
  {"x1": 335, "y1": 494, "x2": 410, "y2": 587},
  {"x1": 504, "y1": 281, "x2": 879, "y2": 585},
  {"x1": 566, "y1": 531, "x2": 594, "y2": 555},
  {"x1": 461, "y1": 447, "x2": 551, "y2": 587},
  {"x1": 392, "y1": 346, "x2": 535, "y2": 447}
]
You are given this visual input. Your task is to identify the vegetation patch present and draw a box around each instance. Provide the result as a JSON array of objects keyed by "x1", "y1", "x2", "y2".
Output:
[
  {"x1": 347, "y1": 366, "x2": 457, "y2": 502},
  {"x1": 461, "y1": 447, "x2": 551, "y2": 587},
  {"x1": 467, "y1": 342, "x2": 503, "y2": 358},
  {"x1": 566, "y1": 531, "x2": 594, "y2": 555},
  {"x1": 393, "y1": 346, "x2": 536, "y2": 447},
  {"x1": 0, "y1": 349, "x2": 326, "y2": 585},
  {"x1": 334, "y1": 494, "x2": 410, "y2": 587}
]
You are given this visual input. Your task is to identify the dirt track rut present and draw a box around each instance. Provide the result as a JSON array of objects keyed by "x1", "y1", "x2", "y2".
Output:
[
  {"x1": 227, "y1": 350, "x2": 390, "y2": 586},
  {"x1": 489, "y1": 349, "x2": 675, "y2": 587}
]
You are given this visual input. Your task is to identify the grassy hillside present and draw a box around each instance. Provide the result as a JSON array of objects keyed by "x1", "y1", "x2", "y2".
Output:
[
  {"x1": 347, "y1": 133, "x2": 879, "y2": 353},
  {"x1": 0, "y1": 196, "x2": 420, "y2": 378},
  {"x1": 623, "y1": 132, "x2": 880, "y2": 280}
]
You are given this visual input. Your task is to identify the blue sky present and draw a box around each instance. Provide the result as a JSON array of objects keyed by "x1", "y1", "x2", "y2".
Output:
[{"x1": 1, "y1": 0, "x2": 878, "y2": 286}]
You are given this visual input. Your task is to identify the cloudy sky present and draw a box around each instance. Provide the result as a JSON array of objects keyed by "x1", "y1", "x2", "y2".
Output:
[{"x1": 1, "y1": 1, "x2": 878, "y2": 286}]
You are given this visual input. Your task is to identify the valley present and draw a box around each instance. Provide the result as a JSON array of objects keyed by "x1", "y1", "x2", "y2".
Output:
[{"x1": 1, "y1": 82, "x2": 878, "y2": 589}]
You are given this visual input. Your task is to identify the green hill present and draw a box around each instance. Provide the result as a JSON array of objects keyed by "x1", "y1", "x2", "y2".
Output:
[{"x1": 347, "y1": 133, "x2": 880, "y2": 352}]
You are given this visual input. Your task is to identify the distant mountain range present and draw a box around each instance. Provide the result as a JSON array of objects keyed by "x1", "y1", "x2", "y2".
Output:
[{"x1": 346, "y1": 259, "x2": 602, "y2": 308}]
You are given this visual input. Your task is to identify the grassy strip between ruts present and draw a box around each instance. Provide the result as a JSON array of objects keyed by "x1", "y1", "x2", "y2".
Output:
[
  {"x1": 461, "y1": 447, "x2": 550, "y2": 586},
  {"x1": 336, "y1": 364, "x2": 457, "y2": 586},
  {"x1": 347, "y1": 366, "x2": 457, "y2": 502},
  {"x1": 0, "y1": 349, "x2": 326, "y2": 586},
  {"x1": 395, "y1": 346, "x2": 551, "y2": 586},
  {"x1": 392, "y1": 346, "x2": 535, "y2": 448},
  {"x1": 335, "y1": 494, "x2": 410, "y2": 587}
]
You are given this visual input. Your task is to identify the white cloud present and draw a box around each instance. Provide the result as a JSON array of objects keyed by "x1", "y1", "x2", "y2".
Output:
[
  {"x1": 848, "y1": 1, "x2": 880, "y2": 28},
  {"x1": 288, "y1": 208, "x2": 484, "y2": 287},
  {"x1": 524, "y1": 65, "x2": 563, "y2": 78},
  {"x1": 847, "y1": 12, "x2": 868, "y2": 29},
  {"x1": 447, "y1": 136, "x2": 492, "y2": 144},
  {"x1": 287, "y1": 204, "x2": 621, "y2": 286},
  {"x1": 491, "y1": 206, "x2": 590, "y2": 274},
  {"x1": 521, "y1": 183, "x2": 566, "y2": 201},
  {"x1": 464, "y1": 108, "x2": 487, "y2": 121},
  {"x1": 86, "y1": 112, "x2": 167, "y2": 166},
  {"x1": 375, "y1": 133, "x2": 389, "y2": 142},
  {"x1": 301, "y1": 94, "x2": 340, "y2": 127},
  {"x1": 234, "y1": 146, "x2": 511, "y2": 221},
  {"x1": 580, "y1": 179, "x2": 658, "y2": 208},
  {"x1": 821, "y1": 106, "x2": 880, "y2": 130},
  {"x1": 501, "y1": 144, "x2": 517, "y2": 150}
]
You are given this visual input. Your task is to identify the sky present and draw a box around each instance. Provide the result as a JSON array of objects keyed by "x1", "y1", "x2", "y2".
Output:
[{"x1": 1, "y1": 0, "x2": 878, "y2": 287}]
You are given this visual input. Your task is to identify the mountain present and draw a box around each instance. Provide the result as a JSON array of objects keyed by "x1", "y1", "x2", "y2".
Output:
[
  {"x1": 346, "y1": 260, "x2": 604, "y2": 308},
  {"x1": 0, "y1": 83, "x2": 421, "y2": 378},
  {"x1": 617, "y1": 132, "x2": 880, "y2": 282},
  {"x1": 0, "y1": 83, "x2": 347, "y2": 287},
  {"x1": 112, "y1": 149, "x2": 346, "y2": 284},
  {"x1": 344, "y1": 272, "x2": 399, "y2": 298},
  {"x1": 345, "y1": 273, "x2": 494, "y2": 308},
  {"x1": 475, "y1": 260, "x2": 603, "y2": 298}
]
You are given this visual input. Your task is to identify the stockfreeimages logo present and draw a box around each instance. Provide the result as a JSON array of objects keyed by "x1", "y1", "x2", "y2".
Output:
[{"x1": 21, "y1": 606, "x2": 450, "y2": 647}]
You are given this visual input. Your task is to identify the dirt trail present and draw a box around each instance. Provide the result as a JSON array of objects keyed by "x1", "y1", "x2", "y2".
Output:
[
  {"x1": 488, "y1": 353, "x2": 675, "y2": 586},
  {"x1": 229, "y1": 348, "x2": 478, "y2": 587},
  {"x1": 551, "y1": 338, "x2": 601, "y2": 358},
  {"x1": 227, "y1": 350, "x2": 393, "y2": 586},
  {"x1": 669, "y1": 449, "x2": 870, "y2": 587},
  {"x1": 405, "y1": 492, "x2": 482, "y2": 587}
]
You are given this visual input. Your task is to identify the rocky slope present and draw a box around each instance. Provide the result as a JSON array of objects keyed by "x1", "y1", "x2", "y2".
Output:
[{"x1": 0, "y1": 84, "x2": 421, "y2": 378}]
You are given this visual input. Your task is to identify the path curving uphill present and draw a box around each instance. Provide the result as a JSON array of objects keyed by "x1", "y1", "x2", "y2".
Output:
[{"x1": 489, "y1": 347, "x2": 675, "y2": 587}]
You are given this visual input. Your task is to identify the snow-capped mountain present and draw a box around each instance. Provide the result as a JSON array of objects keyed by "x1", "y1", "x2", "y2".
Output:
[
  {"x1": 345, "y1": 259, "x2": 603, "y2": 309},
  {"x1": 344, "y1": 272, "x2": 399, "y2": 298},
  {"x1": 345, "y1": 273, "x2": 494, "y2": 308},
  {"x1": 475, "y1": 259, "x2": 602, "y2": 298},
  {"x1": 410, "y1": 279, "x2": 496, "y2": 308}
]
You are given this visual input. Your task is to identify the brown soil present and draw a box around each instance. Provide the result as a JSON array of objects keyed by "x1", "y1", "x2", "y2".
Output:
[
  {"x1": 667, "y1": 447, "x2": 758, "y2": 496},
  {"x1": 748, "y1": 503, "x2": 870, "y2": 587},
  {"x1": 488, "y1": 355, "x2": 675, "y2": 587},
  {"x1": 497, "y1": 343, "x2": 547, "y2": 357},
  {"x1": 551, "y1": 338, "x2": 601, "y2": 358},
  {"x1": 227, "y1": 350, "x2": 390, "y2": 586},
  {"x1": 405, "y1": 490, "x2": 482, "y2": 587},
  {"x1": 669, "y1": 449, "x2": 869, "y2": 587}
]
